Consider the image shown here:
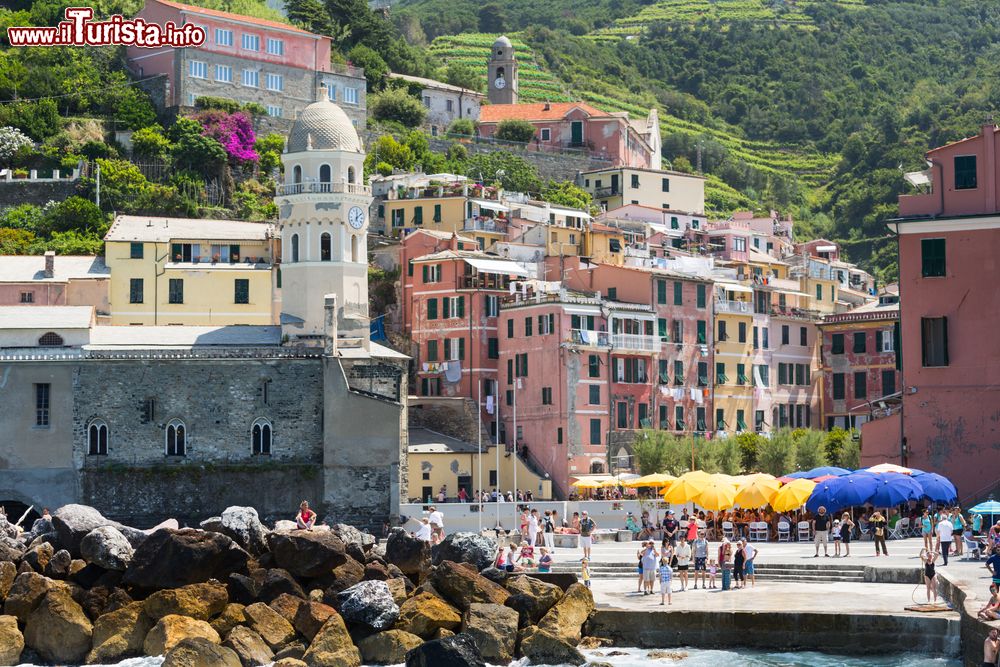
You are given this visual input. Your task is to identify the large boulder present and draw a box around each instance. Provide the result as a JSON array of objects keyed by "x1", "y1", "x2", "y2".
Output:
[
  {"x1": 23, "y1": 588, "x2": 92, "y2": 664},
  {"x1": 358, "y1": 629, "x2": 422, "y2": 665},
  {"x1": 0, "y1": 562, "x2": 17, "y2": 601},
  {"x1": 330, "y1": 524, "x2": 375, "y2": 551},
  {"x1": 224, "y1": 625, "x2": 275, "y2": 666},
  {"x1": 211, "y1": 603, "x2": 247, "y2": 638},
  {"x1": 321, "y1": 559, "x2": 365, "y2": 599},
  {"x1": 395, "y1": 592, "x2": 461, "y2": 639},
  {"x1": 519, "y1": 626, "x2": 586, "y2": 666},
  {"x1": 294, "y1": 600, "x2": 337, "y2": 641},
  {"x1": 228, "y1": 571, "x2": 264, "y2": 605},
  {"x1": 404, "y1": 632, "x2": 486, "y2": 667},
  {"x1": 22, "y1": 542, "x2": 53, "y2": 573},
  {"x1": 301, "y1": 612, "x2": 361, "y2": 667},
  {"x1": 143, "y1": 581, "x2": 229, "y2": 621},
  {"x1": 124, "y1": 529, "x2": 250, "y2": 590},
  {"x1": 3, "y1": 571, "x2": 68, "y2": 621},
  {"x1": 385, "y1": 529, "x2": 430, "y2": 581},
  {"x1": 52, "y1": 504, "x2": 116, "y2": 554},
  {"x1": 430, "y1": 561, "x2": 510, "y2": 611},
  {"x1": 144, "y1": 614, "x2": 222, "y2": 655},
  {"x1": 0, "y1": 615, "x2": 23, "y2": 666},
  {"x1": 268, "y1": 531, "x2": 348, "y2": 578},
  {"x1": 462, "y1": 603, "x2": 518, "y2": 663},
  {"x1": 86, "y1": 600, "x2": 154, "y2": 663},
  {"x1": 163, "y1": 637, "x2": 242, "y2": 667},
  {"x1": 536, "y1": 582, "x2": 594, "y2": 644},
  {"x1": 336, "y1": 580, "x2": 399, "y2": 630},
  {"x1": 504, "y1": 575, "x2": 564, "y2": 625},
  {"x1": 269, "y1": 593, "x2": 304, "y2": 625},
  {"x1": 244, "y1": 601, "x2": 295, "y2": 649},
  {"x1": 431, "y1": 533, "x2": 497, "y2": 572},
  {"x1": 80, "y1": 526, "x2": 135, "y2": 571},
  {"x1": 81, "y1": 584, "x2": 133, "y2": 621},
  {"x1": 261, "y1": 568, "x2": 306, "y2": 602},
  {"x1": 0, "y1": 535, "x2": 25, "y2": 564},
  {"x1": 45, "y1": 548, "x2": 72, "y2": 579},
  {"x1": 220, "y1": 507, "x2": 270, "y2": 557}
]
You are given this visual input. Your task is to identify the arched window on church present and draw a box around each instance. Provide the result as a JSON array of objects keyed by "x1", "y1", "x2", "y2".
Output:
[
  {"x1": 351, "y1": 234, "x2": 359, "y2": 263},
  {"x1": 319, "y1": 164, "x2": 331, "y2": 192},
  {"x1": 87, "y1": 419, "x2": 108, "y2": 456},
  {"x1": 320, "y1": 233, "x2": 332, "y2": 261},
  {"x1": 252, "y1": 418, "x2": 272, "y2": 455},
  {"x1": 166, "y1": 419, "x2": 186, "y2": 456},
  {"x1": 293, "y1": 165, "x2": 302, "y2": 184},
  {"x1": 291, "y1": 234, "x2": 299, "y2": 263},
  {"x1": 347, "y1": 166, "x2": 356, "y2": 184},
  {"x1": 497, "y1": 66, "x2": 505, "y2": 79}
]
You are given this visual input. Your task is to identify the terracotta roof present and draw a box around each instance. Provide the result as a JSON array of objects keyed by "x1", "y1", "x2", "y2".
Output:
[
  {"x1": 479, "y1": 103, "x2": 610, "y2": 123},
  {"x1": 151, "y1": 0, "x2": 317, "y2": 35}
]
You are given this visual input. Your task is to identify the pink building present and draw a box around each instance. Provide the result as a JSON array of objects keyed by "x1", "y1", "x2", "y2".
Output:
[
  {"x1": 866, "y1": 122, "x2": 1000, "y2": 502},
  {"x1": 0, "y1": 253, "x2": 109, "y2": 318},
  {"x1": 477, "y1": 103, "x2": 657, "y2": 169}
]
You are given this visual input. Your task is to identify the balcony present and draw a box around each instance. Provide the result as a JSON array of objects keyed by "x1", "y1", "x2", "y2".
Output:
[
  {"x1": 463, "y1": 217, "x2": 508, "y2": 234},
  {"x1": 715, "y1": 299, "x2": 752, "y2": 314},
  {"x1": 594, "y1": 186, "x2": 620, "y2": 198},
  {"x1": 570, "y1": 329, "x2": 610, "y2": 348},
  {"x1": 276, "y1": 181, "x2": 371, "y2": 196},
  {"x1": 611, "y1": 333, "x2": 657, "y2": 352}
]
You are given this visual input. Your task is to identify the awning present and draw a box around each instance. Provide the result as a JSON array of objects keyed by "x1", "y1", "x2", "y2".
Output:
[
  {"x1": 717, "y1": 282, "x2": 753, "y2": 294},
  {"x1": 904, "y1": 170, "x2": 931, "y2": 188},
  {"x1": 772, "y1": 288, "x2": 809, "y2": 297},
  {"x1": 815, "y1": 245, "x2": 838, "y2": 253},
  {"x1": 472, "y1": 199, "x2": 509, "y2": 212},
  {"x1": 465, "y1": 257, "x2": 529, "y2": 276},
  {"x1": 549, "y1": 206, "x2": 591, "y2": 220}
]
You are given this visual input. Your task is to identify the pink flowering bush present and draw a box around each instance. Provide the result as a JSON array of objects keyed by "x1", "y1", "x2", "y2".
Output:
[{"x1": 195, "y1": 110, "x2": 258, "y2": 163}]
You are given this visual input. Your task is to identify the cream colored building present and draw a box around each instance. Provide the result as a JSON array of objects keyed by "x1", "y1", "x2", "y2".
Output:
[
  {"x1": 104, "y1": 216, "x2": 277, "y2": 326},
  {"x1": 579, "y1": 167, "x2": 706, "y2": 215}
]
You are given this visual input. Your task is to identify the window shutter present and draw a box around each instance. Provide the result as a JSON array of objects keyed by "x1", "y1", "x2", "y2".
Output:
[
  {"x1": 427, "y1": 298, "x2": 437, "y2": 320},
  {"x1": 657, "y1": 280, "x2": 666, "y2": 304},
  {"x1": 422, "y1": 265, "x2": 429, "y2": 282},
  {"x1": 548, "y1": 313, "x2": 555, "y2": 333},
  {"x1": 459, "y1": 337, "x2": 465, "y2": 360},
  {"x1": 942, "y1": 316, "x2": 949, "y2": 365},
  {"x1": 457, "y1": 296, "x2": 465, "y2": 317},
  {"x1": 443, "y1": 298, "x2": 451, "y2": 319},
  {"x1": 875, "y1": 330, "x2": 883, "y2": 351}
]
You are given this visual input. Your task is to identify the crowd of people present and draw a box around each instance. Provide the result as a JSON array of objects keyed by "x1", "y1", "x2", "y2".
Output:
[{"x1": 430, "y1": 486, "x2": 538, "y2": 504}]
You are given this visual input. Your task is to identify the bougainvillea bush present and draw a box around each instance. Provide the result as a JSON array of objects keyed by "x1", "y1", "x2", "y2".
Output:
[{"x1": 195, "y1": 110, "x2": 258, "y2": 163}]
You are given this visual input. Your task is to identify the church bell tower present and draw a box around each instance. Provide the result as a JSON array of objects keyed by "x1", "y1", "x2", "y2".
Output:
[{"x1": 487, "y1": 35, "x2": 518, "y2": 105}]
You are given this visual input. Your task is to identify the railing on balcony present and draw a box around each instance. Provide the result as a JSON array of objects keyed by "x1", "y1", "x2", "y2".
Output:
[
  {"x1": 594, "y1": 186, "x2": 620, "y2": 198},
  {"x1": 715, "y1": 299, "x2": 752, "y2": 314},
  {"x1": 276, "y1": 181, "x2": 372, "y2": 196},
  {"x1": 570, "y1": 329, "x2": 610, "y2": 347},
  {"x1": 459, "y1": 274, "x2": 509, "y2": 290},
  {"x1": 463, "y1": 217, "x2": 508, "y2": 234},
  {"x1": 769, "y1": 306, "x2": 822, "y2": 321},
  {"x1": 611, "y1": 333, "x2": 657, "y2": 352}
]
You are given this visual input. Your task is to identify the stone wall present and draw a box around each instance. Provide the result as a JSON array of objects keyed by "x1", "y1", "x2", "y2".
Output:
[
  {"x1": 0, "y1": 180, "x2": 79, "y2": 207},
  {"x1": 342, "y1": 357, "x2": 405, "y2": 402},
  {"x1": 72, "y1": 358, "x2": 325, "y2": 469},
  {"x1": 408, "y1": 396, "x2": 482, "y2": 444},
  {"x1": 80, "y1": 463, "x2": 323, "y2": 527}
]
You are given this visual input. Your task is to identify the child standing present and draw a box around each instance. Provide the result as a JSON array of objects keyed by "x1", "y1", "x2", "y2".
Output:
[
  {"x1": 832, "y1": 518, "x2": 842, "y2": 557},
  {"x1": 707, "y1": 558, "x2": 718, "y2": 588},
  {"x1": 581, "y1": 558, "x2": 591, "y2": 589},
  {"x1": 658, "y1": 556, "x2": 673, "y2": 605}
]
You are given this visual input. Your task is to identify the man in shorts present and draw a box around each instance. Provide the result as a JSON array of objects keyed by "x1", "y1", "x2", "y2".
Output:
[
  {"x1": 984, "y1": 627, "x2": 999, "y2": 667},
  {"x1": 813, "y1": 506, "x2": 830, "y2": 557},
  {"x1": 692, "y1": 530, "x2": 709, "y2": 589},
  {"x1": 428, "y1": 506, "x2": 445, "y2": 545},
  {"x1": 743, "y1": 539, "x2": 758, "y2": 587},
  {"x1": 579, "y1": 511, "x2": 596, "y2": 561}
]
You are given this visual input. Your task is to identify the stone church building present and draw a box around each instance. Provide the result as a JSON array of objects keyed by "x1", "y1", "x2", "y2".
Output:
[{"x1": 0, "y1": 89, "x2": 408, "y2": 530}]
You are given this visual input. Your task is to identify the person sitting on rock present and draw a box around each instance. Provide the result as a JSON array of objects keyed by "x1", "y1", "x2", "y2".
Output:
[{"x1": 296, "y1": 501, "x2": 316, "y2": 531}]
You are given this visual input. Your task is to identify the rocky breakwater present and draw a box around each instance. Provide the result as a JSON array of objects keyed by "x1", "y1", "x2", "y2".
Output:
[{"x1": 0, "y1": 508, "x2": 601, "y2": 667}]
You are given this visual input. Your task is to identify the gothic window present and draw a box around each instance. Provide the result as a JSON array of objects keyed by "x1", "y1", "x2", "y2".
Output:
[
  {"x1": 320, "y1": 233, "x2": 332, "y2": 261},
  {"x1": 87, "y1": 419, "x2": 108, "y2": 456},
  {"x1": 291, "y1": 234, "x2": 299, "y2": 263},
  {"x1": 166, "y1": 419, "x2": 186, "y2": 456},
  {"x1": 38, "y1": 332, "x2": 63, "y2": 346},
  {"x1": 252, "y1": 418, "x2": 272, "y2": 455}
]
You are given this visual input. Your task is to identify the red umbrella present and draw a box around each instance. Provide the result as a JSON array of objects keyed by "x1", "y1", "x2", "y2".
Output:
[
  {"x1": 777, "y1": 476, "x2": 796, "y2": 484},
  {"x1": 812, "y1": 474, "x2": 839, "y2": 483}
]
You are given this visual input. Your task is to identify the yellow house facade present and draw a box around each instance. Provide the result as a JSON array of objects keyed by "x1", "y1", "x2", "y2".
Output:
[
  {"x1": 580, "y1": 167, "x2": 706, "y2": 215},
  {"x1": 713, "y1": 281, "x2": 755, "y2": 434},
  {"x1": 105, "y1": 215, "x2": 277, "y2": 326},
  {"x1": 407, "y1": 428, "x2": 552, "y2": 503}
]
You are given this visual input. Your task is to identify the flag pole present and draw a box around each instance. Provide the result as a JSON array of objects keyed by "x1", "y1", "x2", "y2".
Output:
[{"x1": 478, "y1": 379, "x2": 483, "y2": 533}]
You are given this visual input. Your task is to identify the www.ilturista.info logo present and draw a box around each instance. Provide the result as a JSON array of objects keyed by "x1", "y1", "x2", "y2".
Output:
[{"x1": 7, "y1": 7, "x2": 206, "y2": 47}]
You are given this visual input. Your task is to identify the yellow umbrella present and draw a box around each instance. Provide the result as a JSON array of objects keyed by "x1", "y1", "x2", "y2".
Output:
[
  {"x1": 735, "y1": 477, "x2": 782, "y2": 509},
  {"x1": 771, "y1": 478, "x2": 817, "y2": 512},
  {"x1": 695, "y1": 478, "x2": 738, "y2": 511},
  {"x1": 662, "y1": 472, "x2": 710, "y2": 504},
  {"x1": 625, "y1": 473, "x2": 676, "y2": 488},
  {"x1": 571, "y1": 478, "x2": 604, "y2": 489}
]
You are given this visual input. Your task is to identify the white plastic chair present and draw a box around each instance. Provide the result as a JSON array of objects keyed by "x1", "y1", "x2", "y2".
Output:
[
  {"x1": 679, "y1": 520, "x2": 689, "y2": 533},
  {"x1": 749, "y1": 521, "x2": 768, "y2": 542},
  {"x1": 777, "y1": 521, "x2": 791, "y2": 542},
  {"x1": 888, "y1": 517, "x2": 909, "y2": 540},
  {"x1": 797, "y1": 521, "x2": 811, "y2": 541},
  {"x1": 722, "y1": 521, "x2": 735, "y2": 540}
]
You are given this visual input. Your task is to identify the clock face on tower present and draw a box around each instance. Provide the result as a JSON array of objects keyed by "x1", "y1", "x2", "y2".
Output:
[
  {"x1": 494, "y1": 76, "x2": 506, "y2": 89},
  {"x1": 348, "y1": 206, "x2": 365, "y2": 230}
]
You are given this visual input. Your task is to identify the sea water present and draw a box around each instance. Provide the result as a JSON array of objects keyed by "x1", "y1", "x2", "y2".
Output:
[{"x1": 16, "y1": 648, "x2": 961, "y2": 667}]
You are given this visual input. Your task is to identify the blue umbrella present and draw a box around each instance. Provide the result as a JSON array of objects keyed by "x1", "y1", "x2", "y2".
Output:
[
  {"x1": 806, "y1": 481, "x2": 841, "y2": 514},
  {"x1": 970, "y1": 500, "x2": 1000, "y2": 516},
  {"x1": 829, "y1": 473, "x2": 880, "y2": 509},
  {"x1": 909, "y1": 468, "x2": 928, "y2": 476},
  {"x1": 785, "y1": 470, "x2": 814, "y2": 480},
  {"x1": 868, "y1": 472, "x2": 923, "y2": 507},
  {"x1": 915, "y1": 473, "x2": 957, "y2": 503},
  {"x1": 803, "y1": 466, "x2": 852, "y2": 478}
]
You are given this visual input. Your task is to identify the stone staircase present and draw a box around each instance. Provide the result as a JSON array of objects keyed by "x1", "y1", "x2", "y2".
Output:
[{"x1": 549, "y1": 561, "x2": 867, "y2": 583}]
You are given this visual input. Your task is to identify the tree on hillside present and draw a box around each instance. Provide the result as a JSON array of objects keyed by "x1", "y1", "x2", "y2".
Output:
[
  {"x1": 168, "y1": 119, "x2": 228, "y2": 178},
  {"x1": 0, "y1": 227, "x2": 35, "y2": 254},
  {"x1": 541, "y1": 180, "x2": 593, "y2": 212},
  {"x1": 348, "y1": 44, "x2": 389, "y2": 92},
  {"x1": 633, "y1": 430, "x2": 667, "y2": 476},
  {"x1": 0, "y1": 126, "x2": 32, "y2": 166},
  {"x1": 448, "y1": 119, "x2": 476, "y2": 136},
  {"x1": 370, "y1": 88, "x2": 427, "y2": 128},
  {"x1": 444, "y1": 62, "x2": 482, "y2": 92},
  {"x1": 495, "y1": 119, "x2": 536, "y2": 144},
  {"x1": 464, "y1": 151, "x2": 540, "y2": 193},
  {"x1": 478, "y1": 3, "x2": 506, "y2": 33}
]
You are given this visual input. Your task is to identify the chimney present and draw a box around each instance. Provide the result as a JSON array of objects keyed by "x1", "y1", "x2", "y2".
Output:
[
  {"x1": 323, "y1": 293, "x2": 338, "y2": 356},
  {"x1": 544, "y1": 102, "x2": 551, "y2": 111},
  {"x1": 44, "y1": 250, "x2": 55, "y2": 278},
  {"x1": 449, "y1": 231, "x2": 459, "y2": 251}
]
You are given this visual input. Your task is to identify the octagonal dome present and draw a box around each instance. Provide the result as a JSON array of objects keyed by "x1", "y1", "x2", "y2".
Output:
[{"x1": 286, "y1": 94, "x2": 363, "y2": 154}]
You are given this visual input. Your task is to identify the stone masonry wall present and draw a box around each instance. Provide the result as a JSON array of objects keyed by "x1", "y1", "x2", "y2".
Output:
[
  {"x1": 0, "y1": 180, "x2": 79, "y2": 207},
  {"x1": 72, "y1": 358, "x2": 325, "y2": 469},
  {"x1": 342, "y1": 357, "x2": 405, "y2": 402}
]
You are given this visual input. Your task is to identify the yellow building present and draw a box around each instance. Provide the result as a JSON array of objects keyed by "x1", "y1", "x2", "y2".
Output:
[
  {"x1": 579, "y1": 167, "x2": 706, "y2": 215},
  {"x1": 407, "y1": 428, "x2": 552, "y2": 503},
  {"x1": 583, "y1": 223, "x2": 628, "y2": 265},
  {"x1": 105, "y1": 215, "x2": 277, "y2": 326},
  {"x1": 712, "y1": 280, "x2": 755, "y2": 434}
]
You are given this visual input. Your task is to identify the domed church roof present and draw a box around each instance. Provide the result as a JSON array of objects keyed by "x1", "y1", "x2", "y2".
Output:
[{"x1": 286, "y1": 87, "x2": 363, "y2": 154}]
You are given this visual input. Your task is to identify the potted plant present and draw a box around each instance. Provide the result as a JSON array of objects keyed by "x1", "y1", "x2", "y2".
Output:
[{"x1": 13, "y1": 168, "x2": 28, "y2": 179}]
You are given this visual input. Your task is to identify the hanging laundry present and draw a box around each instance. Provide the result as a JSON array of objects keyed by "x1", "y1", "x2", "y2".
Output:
[
  {"x1": 445, "y1": 361, "x2": 462, "y2": 383},
  {"x1": 486, "y1": 395, "x2": 495, "y2": 414},
  {"x1": 690, "y1": 387, "x2": 698, "y2": 402},
  {"x1": 422, "y1": 363, "x2": 430, "y2": 372},
  {"x1": 660, "y1": 385, "x2": 671, "y2": 397}
]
